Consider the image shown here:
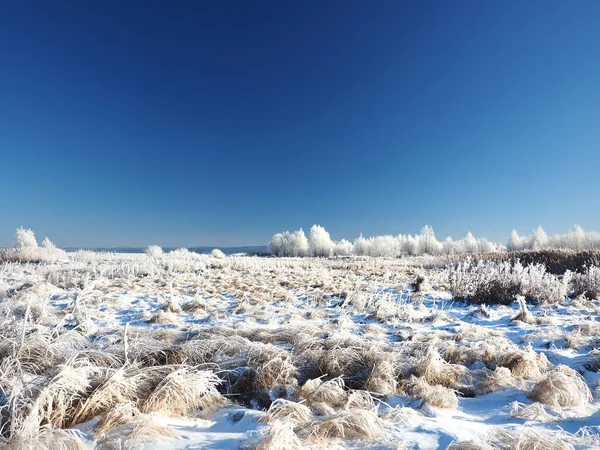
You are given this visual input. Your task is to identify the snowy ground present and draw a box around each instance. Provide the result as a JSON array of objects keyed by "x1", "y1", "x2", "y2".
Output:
[{"x1": 0, "y1": 252, "x2": 599, "y2": 449}]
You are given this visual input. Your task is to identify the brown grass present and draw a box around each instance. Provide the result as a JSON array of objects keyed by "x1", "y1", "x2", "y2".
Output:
[{"x1": 528, "y1": 365, "x2": 592, "y2": 410}]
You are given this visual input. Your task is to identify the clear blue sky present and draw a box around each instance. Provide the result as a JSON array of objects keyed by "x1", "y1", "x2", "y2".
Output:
[{"x1": 1, "y1": 1, "x2": 599, "y2": 247}]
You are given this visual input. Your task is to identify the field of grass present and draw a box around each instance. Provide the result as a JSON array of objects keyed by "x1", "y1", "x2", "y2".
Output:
[{"x1": 0, "y1": 249, "x2": 599, "y2": 449}]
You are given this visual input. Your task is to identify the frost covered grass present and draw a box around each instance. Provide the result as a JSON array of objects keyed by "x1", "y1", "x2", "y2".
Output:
[{"x1": 0, "y1": 240, "x2": 599, "y2": 449}]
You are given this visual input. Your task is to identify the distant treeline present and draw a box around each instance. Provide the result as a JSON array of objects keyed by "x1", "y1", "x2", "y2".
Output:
[{"x1": 268, "y1": 224, "x2": 600, "y2": 258}]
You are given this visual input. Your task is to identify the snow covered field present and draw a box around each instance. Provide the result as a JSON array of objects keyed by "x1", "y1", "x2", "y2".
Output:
[{"x1": 1, "y1": 250, "x2": 599, "y2": 449}]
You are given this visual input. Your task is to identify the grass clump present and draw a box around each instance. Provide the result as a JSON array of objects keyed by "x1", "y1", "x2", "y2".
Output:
[
  {"x1": 256, "y1": 420, "x2": 303, "y2": 450},
  {"x1": 527, "y1": 365, "x2": 592, "y2": 411},
  {"x1": 401, "y1": 376, "x2": 459, "y2": 409}
]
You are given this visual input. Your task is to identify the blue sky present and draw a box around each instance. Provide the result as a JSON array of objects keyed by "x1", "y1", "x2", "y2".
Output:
[{"x1": 1, "y1": 1, "x2": 599, "y2": 247}]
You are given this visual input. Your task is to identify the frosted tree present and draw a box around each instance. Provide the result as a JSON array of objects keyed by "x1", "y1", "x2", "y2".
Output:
[
  {"x1": 531, "y1": 226, "x2": 549, "y2": 250},
  {"x1": 507, "y1": 230, "x2": 522, "y2": 252},
  {"x1": 442, "y1": 237, "x2": 456, "y2": 255},
  {"x1": 333, "y1": 239, "x2": 353, "y2": 256},
  {"x1": 268, "y1": 233, "x2": 285, "y2": 256},
  {"x1": 403, "y1": 235, "x2": 418, "y2": 256},
  {"x1": 309, "y1": 225, "x2": 333, "y2": 257},
  {"x1": 353, "y1": 234, "x2": 370, "y2": 256},
  {"x1": 269, "y1": 224, "x2": 510, "y2": 257},
  {"x1": 370, "y1": 235, "x2": 399, "y2": 257},
  {"x1": 462, "y1": 232, "x2": 478, "y2": 254},
  {"x1": 290, "y1": 228, "x2": 309, "y2": 256},
  {"x1": 418, "y1": 225, "x2": 442, "y2": 255},
  {"x1": 569, "y1": 225, "x2": 586, "y2": 251},
  {"x1": 16, "y1": 227, "x2": 38, "y2": 249},
  {"x1": 477, "y1": 238, "x2": 495, "y2": 253}
]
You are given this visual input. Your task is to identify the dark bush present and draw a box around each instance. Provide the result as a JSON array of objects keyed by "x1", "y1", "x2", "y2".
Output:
[{"x1": 452, "y1": 249, "x2": 600, "y2": 274}]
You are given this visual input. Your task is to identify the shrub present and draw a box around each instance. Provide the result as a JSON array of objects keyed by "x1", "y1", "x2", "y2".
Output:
[
  {"x1": 571, "y1": 266, "x2": 600, "y2": 299},
  {"x1": 41, "y1": 237, "x2": 56, "y2": 249},
  {"x1": 16, "y1": 227, "x2": 38, "y2": 248},
  {"x1": 211, "y1": 248, "x2": 226, "y2": 259},
  {"x1": 257, "y1": 419, "x2": 303, "y2": 450},
  {"x1": 0, "y1": 228, "x2": 66, "y2": 263},
  {"x1": 145, "y1": 245, "x2": 164, "y2": 257},
  {"x1": 452, "y1": 249, "x2": 600, "y2": 274},
  {"x1": 450, "y1": 260, "x2": 568, "y2": 305}
]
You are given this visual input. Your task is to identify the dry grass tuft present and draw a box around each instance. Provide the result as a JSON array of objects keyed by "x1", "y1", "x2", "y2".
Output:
[
  {"x1": 500, "y1": 346, "x2": 549, "y2": 380},
  {"x1": 381, "y1": 406, "x2": 422, "y2": 426},
  {"x1": 32, "y1": 359, "x2": 98, "y2": 429},
  {"x1": 475, "y1": 367, "x2": 517, "y2": 395},
  {"x1": 296, "y1": 378, "x2": 347, "y2": 408},
  {"x1": 511, "y1": 296, "x2": 538, "y2": 325},
  {"x1": 9, "y1": 426, "x2": 88, "y2": 450},
  {"x1": 527, "y1": 365, "x2": 592, "y2": 410},
  {"x1": 402, "y1": 376, "x2": 459, "y2": 409},
  {"x1": 262, "y1": 399, "x2": 313, "y2": 426},
  {"x1": 141, "y1": 367, "x2": 226, "y2": 417},
  {"x1": 183, "y1": 296, "x2": 211, "y2": 314},
  {"x1": 162, "y1": 297, "x2": 182, "y2": 313},
  {"x1": 363, "y1": 323, "x2": 388, "y2": 335},
  {"x1": 415, "y1": 344, "x2": 470, "y2": 389},
  {"x1": 487, "y1": 427, "x2": 575, "y2": 450},
  {"x1": 97, "y1": 415, "x2": 180, "y2": 450},
  {"x1": 147, "y1": 310, "x2": 179, "y2": 325},
  {"x1": 247, "y1": 343, "x2": 299, "y2": 392},
  {"x1": 364, "y1": 358, "x2": 398, "y2": 396},
  {"x1": 510, "y1": 401, "x2": 555, "y2": 422},
  {"x1": 344, "y1": 390, "x2": 376, "y2": 410},
  {"x1": 308, "y1": 402, "x2": 336, "y2": 418},
  {"x1": 256, "y1": 420, "x2": 303, "y2": 450},
  {"x1": 302, "y1": 408, "x2": 384, "y2": 442},
  {"x1": 95, "y1": 401, "x2": 141, "y2": 437}
]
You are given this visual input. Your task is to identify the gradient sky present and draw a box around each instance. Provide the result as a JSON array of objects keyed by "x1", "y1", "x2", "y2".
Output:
[{"x1": 1, "y1": 1, "x2": 599, "y2": 247}]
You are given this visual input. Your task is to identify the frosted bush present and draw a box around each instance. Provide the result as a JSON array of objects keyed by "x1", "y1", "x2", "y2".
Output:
[
  {"x1": 571, "y1": 266, "x2": 600, "y2": 299},
  {"x1": 169, "y1": 248, "x2": 194, "y2": 258},
  {"x1": 16, "y1": 227, "x2": 38, "y2": 248},
  {"x1": 0, "y1": 228, "x2": 67, "y2": 263},
  {"x1": 41, "y1": 237, "x2": 56, "y2": 249},
  {"x1": 211, "y1": 248, "x2": 226, "y2": 259},
  {"x1": 145, "y1": 245, "x2": 164, "y2": 257},
  {"x1": 450, "y1": 260, "x2": 568, "y2": 305}
]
